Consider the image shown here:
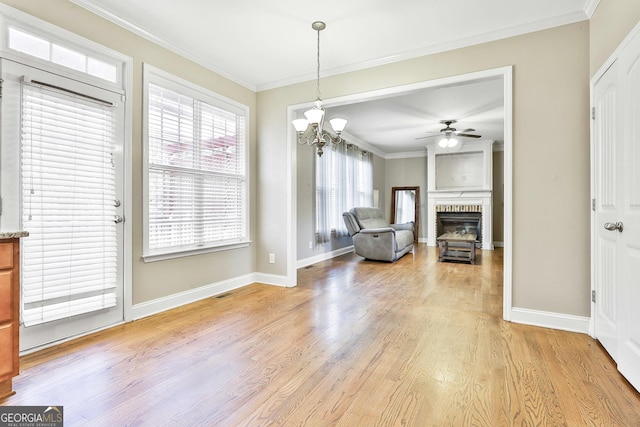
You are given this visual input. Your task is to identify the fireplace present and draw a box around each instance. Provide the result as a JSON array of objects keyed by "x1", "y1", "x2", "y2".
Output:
[
  {"x1": 426, "y1": 140, "x2": 494, "y2": 250},
  {"x1": 436, "y1": 211, "x2": 482, "y2": 247}
]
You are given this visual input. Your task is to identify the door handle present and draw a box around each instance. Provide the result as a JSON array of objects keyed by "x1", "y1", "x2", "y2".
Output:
[
  {"x1": 114, "y1": 215, "x2": 124, "y2": 224},
  {"x1": 604, "y1": 221, "x2": 623, "y2": 232}
]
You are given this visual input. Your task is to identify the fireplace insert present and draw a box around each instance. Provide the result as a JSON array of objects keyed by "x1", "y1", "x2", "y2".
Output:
[{"x1": 436, "y1": 211, "x2": 482, "y2": 247}]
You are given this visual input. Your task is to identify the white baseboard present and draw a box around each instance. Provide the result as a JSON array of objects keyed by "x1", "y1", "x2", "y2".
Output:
[
  {"x1": 493, "y1": 241, "x2": 504, "y2": 248},
  {"x1": 418, "y1": 237, "x2": 428, "y2": 243},
  {"x1": 297, "y1": 245, "x2": 354, "y2": 269},
  {"x1": 510, "y1": 307, "x2": 590, "y2": 334},
  {"x1": 252, "y1": 272, "x2": 290, "y2": 287},
  {"x1": 132, "y1": 272, "x2": 288, "y2": 320}
]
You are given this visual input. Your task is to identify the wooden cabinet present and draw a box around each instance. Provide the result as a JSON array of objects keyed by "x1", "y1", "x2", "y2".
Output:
[{"x1": 0, "y1": 238, "x2": 20, "y2": 400}]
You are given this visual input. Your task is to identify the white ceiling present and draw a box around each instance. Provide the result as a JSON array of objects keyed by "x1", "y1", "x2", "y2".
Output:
[{"x1": 71, "y1": 0, "x2": 594, "y2": 155}]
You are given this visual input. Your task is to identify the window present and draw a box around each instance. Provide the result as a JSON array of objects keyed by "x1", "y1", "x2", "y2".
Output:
[
  {"x1": 143, "y1": 65, "x2": 249, "y2": 260},
  {"x1": 20, "y1": 81, "x2": 118, "y2": 326},
  {"x1": 8, "y1": 27, "x2": 118, "y2": 83},
  {"x1": 316, "y1": 143, "x2": 373, "y2": 243}
]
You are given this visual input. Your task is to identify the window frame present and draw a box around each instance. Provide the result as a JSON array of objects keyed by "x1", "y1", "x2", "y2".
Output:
[
  {"x1": 142, "y1": 64, "x2": 250, "y2": 262},
  {"x1": 0, "y1": 9, "x2": 125, "y2": 92}
]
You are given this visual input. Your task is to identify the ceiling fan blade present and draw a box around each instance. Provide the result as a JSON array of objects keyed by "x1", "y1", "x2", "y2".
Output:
[
  {"x1": 457, "y1": 133, "x2": 482, "y2": 138},
  {"x1": 457, "y1": 128, "x2": 476, "y2": 133},
  {"x1": 415, "y1": 135, "x2": 439, "y2": 140}
]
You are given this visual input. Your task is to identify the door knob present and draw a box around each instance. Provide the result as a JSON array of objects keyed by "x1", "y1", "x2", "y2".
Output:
[
  {"x1": 604, "y1": 221, "x2": 623, "y2": 232},
  {"x1": 114, "y1": 215, "x2": 124, "y2": 224}
]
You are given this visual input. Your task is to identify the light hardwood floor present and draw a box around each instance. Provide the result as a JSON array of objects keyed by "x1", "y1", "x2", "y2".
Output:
[{"x1": 3, "y1": 245, "x2": 640, "y2": 426}]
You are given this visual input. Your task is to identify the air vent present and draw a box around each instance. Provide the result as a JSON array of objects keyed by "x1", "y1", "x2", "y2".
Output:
[{"x1": 214, "y1": 292, "x2": 233, "y2": 299}]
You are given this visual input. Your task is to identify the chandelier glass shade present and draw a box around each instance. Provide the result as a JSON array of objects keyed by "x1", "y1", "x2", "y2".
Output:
[{"x1": 292, "y1": 21, "x2": 347, "y2": 157}]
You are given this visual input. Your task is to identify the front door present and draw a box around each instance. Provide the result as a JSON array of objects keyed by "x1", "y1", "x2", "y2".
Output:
[{"x1": 1, "y1": 59, "x2": 125, "y2": 351}]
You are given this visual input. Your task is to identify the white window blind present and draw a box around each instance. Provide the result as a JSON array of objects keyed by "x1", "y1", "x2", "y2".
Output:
[
  {"x1": 146, "y1": 81, "x2": 247, "y2": 255},
  {"x1": 21, "y1": 82, "x2": 117, "y2": 327}
]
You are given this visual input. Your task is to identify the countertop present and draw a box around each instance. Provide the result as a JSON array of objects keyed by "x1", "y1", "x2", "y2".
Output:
[{"x1": 0, "y1": 231, "x2": 29, "y2": 239}]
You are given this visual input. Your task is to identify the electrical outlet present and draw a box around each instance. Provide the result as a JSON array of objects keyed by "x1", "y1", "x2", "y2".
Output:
[{"x1": 269, "y1": 253, "x2": 275, "y2": 264}]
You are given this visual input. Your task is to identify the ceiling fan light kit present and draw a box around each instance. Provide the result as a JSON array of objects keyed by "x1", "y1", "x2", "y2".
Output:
[
  {"x1": 292, "y1": 21, "x2": 347, "y2": 157},
  {"x1": 418, "y1": 119, "x2": 481, "y2": 149}
]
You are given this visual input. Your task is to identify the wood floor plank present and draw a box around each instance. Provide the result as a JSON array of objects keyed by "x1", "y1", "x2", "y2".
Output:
[{"x1": 2, "y1": 245, "x2": 640, "y2": 426}]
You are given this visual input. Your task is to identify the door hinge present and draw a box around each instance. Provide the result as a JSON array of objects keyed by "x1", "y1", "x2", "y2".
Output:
[
  {"x1": 592, "y1": 106, "x2": 596, "y2": 120},
  {"x1": 592, "y1": 290, "x2": 596, "y2": 303},
  {"x1": 592, "y1": 199, "x2": 596, "y2": 212},
  {"x1": 0, "y1": 78, "x2": 3, "y2": 97}
]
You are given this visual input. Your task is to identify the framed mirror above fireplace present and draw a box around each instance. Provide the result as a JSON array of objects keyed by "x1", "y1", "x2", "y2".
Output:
[{"x1": 391, "y1": 186, "x2": 419, "y2": 243}]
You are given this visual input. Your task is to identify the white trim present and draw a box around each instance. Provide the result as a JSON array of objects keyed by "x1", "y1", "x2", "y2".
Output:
[
  {"x1": 131, "y1": 273, "x2": 288, "y2": 320},
  {"x1": 511, "y1": 308, "x2": 590, "y2": 334},
  {"x1": 493, "y1": 241, "x2": 504, "y2": 248},
  {"x1": 253, "y1": 273, "x2": 290, "y2": 288},
  {"x1": 141, "y1": 242, "x2": 251, "y2": 263},
  {"x1": 385, "y1": 151, "x2": 428, "y2": 160},
  {"x1": 297, "y1": 246, "x2": 354, "y2": 269},
  {"x1": 122, "y1": 55, "x2": 134, "y2": 323},
  {"x1": 584, "y1": 0, "x2": 601, "y2": 19},
  {"x1": 502, "y1": 68, "x2": 514, "y2": 322}
]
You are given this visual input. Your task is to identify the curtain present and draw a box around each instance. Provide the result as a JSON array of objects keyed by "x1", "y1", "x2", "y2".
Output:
[{"x1": 315, "y1": 142, "x2": 373, "y2": 243}]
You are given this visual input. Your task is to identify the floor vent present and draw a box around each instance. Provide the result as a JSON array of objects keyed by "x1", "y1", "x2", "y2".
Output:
[{"x1": 214, "y1": 292, "x2": 233, "y2": 299}]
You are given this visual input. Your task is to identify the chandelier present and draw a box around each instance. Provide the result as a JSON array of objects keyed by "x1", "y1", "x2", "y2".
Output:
[{"x1": 292, "y1": 21, "x2": 347, "y2": 157}]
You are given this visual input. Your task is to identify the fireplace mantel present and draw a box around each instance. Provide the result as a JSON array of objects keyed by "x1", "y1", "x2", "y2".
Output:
[{"x1": 426, "y1": 141, "x2": 494, "y2": 250}]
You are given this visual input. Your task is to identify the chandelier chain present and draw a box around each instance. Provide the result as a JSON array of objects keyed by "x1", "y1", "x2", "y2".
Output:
[{"x1": 316, "y1": 27, "x2": 321, "y2": 102}]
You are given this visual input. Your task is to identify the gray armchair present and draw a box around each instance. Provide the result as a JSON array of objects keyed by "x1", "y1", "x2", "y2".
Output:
[{"x1": 342, "y1": 207, "x2": 414, "y2": 262}]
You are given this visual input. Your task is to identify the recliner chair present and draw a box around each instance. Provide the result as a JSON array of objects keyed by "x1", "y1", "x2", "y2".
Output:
[{"x1": 342, "y1": 207, "x2": 414, "y2": 262}]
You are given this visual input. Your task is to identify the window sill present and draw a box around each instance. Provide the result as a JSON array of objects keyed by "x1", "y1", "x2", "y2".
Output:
[{"x1": 142, "y1": 240, "x2": 251, "y2": 263}]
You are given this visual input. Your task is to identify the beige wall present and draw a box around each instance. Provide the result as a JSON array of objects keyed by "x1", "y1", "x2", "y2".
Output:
[
  {"x1": 493, "y1": 151, "x2": 505, "y2": 244},
  {"x1": 590, "y1": 0, "x2": 640, "y2": 76},
  {"x1": 259, "y1": 21, "x2": 591, "y2": 316},
  {"x1": 2, "y1": 0, "x2": 258, "y2": 305}
]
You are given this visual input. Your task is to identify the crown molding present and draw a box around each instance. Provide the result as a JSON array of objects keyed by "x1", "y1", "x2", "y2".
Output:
[
  {"x1": 71, "y1": 0, "x2": 590, "y2": 93},
  {"x1": 69, "y1": 0, "x2": 257, "y2": 92},
  {"x1": 385, "y1": 151, "x2": 427, "y2": 160},
  {"x1": 584, "y1": 0, "x2": 601, "y2": 19},
  {"x1": 256, "y1": 11, "x2": 589, "y2": 91}
]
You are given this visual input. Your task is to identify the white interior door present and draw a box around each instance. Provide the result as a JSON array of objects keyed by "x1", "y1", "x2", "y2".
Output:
[
  {"x1": 616, "y1": 29, "x2": 640, "y2": 392},
  {"x1": 1, "y1": 59, "x2": 125, "y2": 351},
  {"x1": 593, "y1": 59, "x2": 619, "y2": 360},
  {"x1": 593, "y1": 27, "x2": 640, "y2": 393}
]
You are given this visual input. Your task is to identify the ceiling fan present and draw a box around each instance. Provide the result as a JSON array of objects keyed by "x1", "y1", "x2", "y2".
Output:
[{"x1": 416, "y1": 120, "x2": 481, "y2": 147}]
